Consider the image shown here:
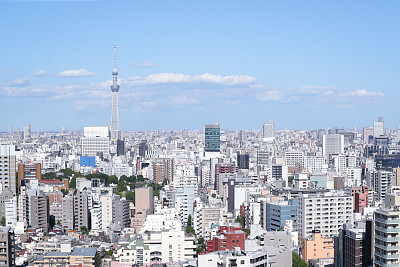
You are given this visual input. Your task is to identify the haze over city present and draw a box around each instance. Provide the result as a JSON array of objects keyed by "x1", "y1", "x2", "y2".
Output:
[{"x1": 2, "y1": 0, "x2": 400, "y2": 131}]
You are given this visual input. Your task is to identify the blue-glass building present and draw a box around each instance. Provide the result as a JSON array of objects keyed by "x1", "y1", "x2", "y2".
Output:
[
  {"x1": 80, "y1": 156, "x2": 96, "y2": 168},
  {"x1": 266, "y1": 199, "x2": 297, "y2": 231},
  {"x1": 205, "y1": 124, "x2": 220, "y2": 152}
]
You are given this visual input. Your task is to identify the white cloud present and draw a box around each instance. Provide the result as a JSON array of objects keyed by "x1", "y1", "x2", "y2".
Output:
[
  {"x1": 258, "y1": 90, "x2": 285, "y2": 101},
  {"x1": 57, "y1": 69, "x2": 95, "y2": 77},
  {"x1": 32, "y1": 69, "x2": 47, "y2": 77},
  {"x1": 170, "y1": 96, "x2": 199, "y2": 105},
  {"x1": 344, "y1": 89, "x2": 384, "y2": 97},
  {"x1": 9, "y1": 78, "x2": 30, "y2": 87},
  {"x1": 128, "y1": 73, "x2": 257, "y2": 86},
  {"x1": 137, "y1": 61, "x2": 157, "y2": 67}
]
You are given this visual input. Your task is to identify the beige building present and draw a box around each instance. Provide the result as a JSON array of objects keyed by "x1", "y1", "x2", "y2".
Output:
[
  {"x1": 301, "y1": 230, "x2": 334, "y2": 263},
  {"x1": 33, "y1": 247, "x2": 99, "y2": 267}
]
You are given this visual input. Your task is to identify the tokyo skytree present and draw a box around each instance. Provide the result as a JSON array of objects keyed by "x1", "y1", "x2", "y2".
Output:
[{"x1": 110, "y1": 45, "x2": 120, "y2": 140}]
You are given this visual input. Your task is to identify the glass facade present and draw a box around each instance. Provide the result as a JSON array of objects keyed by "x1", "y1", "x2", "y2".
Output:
[{"x1": 205, "y1": 124, "x2": 220, "y2": 152}]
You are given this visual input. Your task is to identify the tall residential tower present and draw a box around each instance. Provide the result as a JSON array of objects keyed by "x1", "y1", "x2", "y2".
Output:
[{"x1": 110, "y1": 45, "x2": 120, "y2": 140}]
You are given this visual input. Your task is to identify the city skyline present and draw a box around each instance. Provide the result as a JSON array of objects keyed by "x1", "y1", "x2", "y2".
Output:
[{"x1": 1, "y1": 0, "x2": 400, "y2": 131}]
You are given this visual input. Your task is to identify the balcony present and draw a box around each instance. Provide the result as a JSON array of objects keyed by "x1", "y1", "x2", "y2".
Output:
[
  {"x1": 375, "y1": 244, "x2": 400, "y2": 251},
  {"x1": 375, "y1": 235, "x2": 399, "y2": 242},
  {"x1": 376, "y1": 218, "x2": 400, "y2": 224},
  {"x1": 375, "y1": 258, "x2": 400, "y2": 267},
  {"x1": 375, "y1": 251, "x2": 400, "y2": 260},
  {"x1": 376, "y1": 226, "x2": 400, "y2": 233}
]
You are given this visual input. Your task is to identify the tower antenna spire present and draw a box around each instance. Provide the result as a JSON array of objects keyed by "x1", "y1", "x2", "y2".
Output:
[{"x1": 114, "y1": 45, "x2": 117, "y2": 68}]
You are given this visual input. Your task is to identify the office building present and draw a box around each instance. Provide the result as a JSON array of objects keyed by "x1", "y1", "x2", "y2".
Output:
[
  {"x1": 0, "y1": 145, "x2": 17, "y2": 195},
  {"x1": 81, "y1": 126, "x2": 110, "y2": 156},
  {"x1": 322, "y1": 134, "x2": 344, "y2": 157},
  {"x1": 138, "y1": 140, "x2": 148, "y2": 158},
  {"x1": 350, "y1": 186, "x2": 369, "y2": 213},
  {"x1": 374, "y1": 121, "x2": 385, "y2": 137},
  {"x1": 263, "y1": 120, "x2": 276, "y2": 140},
  {"x1": 23, "y1": 124, "x2": 31, "y2": 140},
  {"x1": 237, "y1": 152, "x2": 249, "y2": 169},
  {"x1": 334, "y1": 222, "x2": 373, "y2": 267},
  {"x1": 265, "y1": 199, "x2": 297, "y2": 231},
  {"x1": 205, "y1": 123, "x2": 220, "y2": 152}
]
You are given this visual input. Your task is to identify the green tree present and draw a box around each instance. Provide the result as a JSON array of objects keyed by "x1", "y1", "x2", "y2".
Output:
[
  {"x1": 288, "y1": 176, "x2": 294, "y2": 186},
  {"x1": 125, "y1": 191, "x2": 135, "y2": 204},
  {"x1": 57, "y1": 220, "x2": 61, "y2": 225},
  {"x1": 187, "y1": 215, "x2": 192, "y2": 227},
  {"x1": 292, "y1": 252, "x2": 307, "y2": 267},
  {"x1": 106, "y1": 250, "x2": 113, "y2": 256},
  {"x1": 109, "y1": 175, "x2": 118, "y2": 185},
  {"x1": 117, "y1": 180, "x2": 127, "y2": 193},
  {"x1": 80, "y1": 226, "x2": 89, "y2": 235},
  {"x1": 196, "y1": 237, "x2": 206, "y2": 255},
  {"x1": 69, "y1": 176, "x2": 76, "y2": 188},
  {"x1": 185, "y1": 226, "x2": 196, "y2": 237},
  {"x1": 95, "y1": 252, "x2": 102, "y2": 266},
  {"x1": 0, "y1": 217, "x2": 5, "y2": 226}
]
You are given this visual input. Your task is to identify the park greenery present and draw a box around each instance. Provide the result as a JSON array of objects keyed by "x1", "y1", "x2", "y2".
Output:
[
  {"x1": 292, "y1": 252, "x2": 308, "y2": 267},
  {"x1": 42, "y1": 168, "x2": 164, "y2": 204}
]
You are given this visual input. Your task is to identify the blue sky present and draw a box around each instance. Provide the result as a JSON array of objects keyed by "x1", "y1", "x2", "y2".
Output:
[{"x1": 1, "y1": 0, "x2": 399, "y2": 131}]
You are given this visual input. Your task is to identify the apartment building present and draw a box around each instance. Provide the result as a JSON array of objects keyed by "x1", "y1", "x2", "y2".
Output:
[{"x1": 297, "y1": 193, "x2": 353, "y2": 241}]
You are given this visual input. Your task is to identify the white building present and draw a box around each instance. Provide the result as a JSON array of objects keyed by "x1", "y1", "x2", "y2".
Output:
[
  {"x1": 81, "y1": 126, "x2": 110, "y2": 157},
  {"x1": 304, "y1": 156, "x2": 327, "y2": 173},
  {"x1": 113, "y1": 229, "x2": 196, "y2": 265},
  {"x1": 322, "y1": 134, "x2": 344, "y2": 157},
  {"x1": 284, "y1": 151, "x2": 304, "y2": 168},
  {"x1": 373, "y1": 121, "x2": 384, "y2": 137},
  {"x1": 263, "y1": 120, "x2": 276, "y2": 141},
  {"x1": 5, "y1": 196, "x2": 17, "y2": 227},
  {"x1": 297, "y1": 193, "x2": 353, "y2": 241}
]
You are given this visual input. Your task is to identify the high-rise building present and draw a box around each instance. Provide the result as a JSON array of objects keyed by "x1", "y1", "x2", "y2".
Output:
[
  {"x1": 263, "y1": 120, "x2": 276, "y2": 140},
  {"x1": 81, "y1": 126, "x2": 110, "y2": 156},
  {"x1": 373, "y1": 120, "x2": 385, "y2": 137},
  {"x1": 112, "y1": 196, "x2": 130, "y2": 228},
  {"x1": 237, "y1": 152, "x2": 249, "y2": 169},
  {"x1": 135, "y1": 187, "x2": 154, "y2": 215},
  {"x1": 205, "y1": 123, "x2": 220, "y2": 152},
  {"x1": 139, "y1": 140, "x2": 148, "y2": 158},
  {"x1": 373, "y1": 208, "x2": 400, "y2": 267},
  {"x1": 62, "y1": 190, "x2": 89, "y2": 231},
  {"x1": 110, "y1": 45, "x2": 120, "y2": 140},
  {"x1": 322, "y1": 134, "x2": 344, "y2": 157},
  {"x1": 297, "y1": 193, "x2": 353, "y2": 241},
  {"x1": 8, "y1": 126, "x2": 12, "y2": 136},
  {"x1": 0, "y1": 145, "x2": 17, "y2": 195},
  {"x1": 18, "y1": 162, "x2": 41, "y2": 193},
  {"x1": 238, "y1": 130, "x2": 246, "y2": 145},
  {"x1": 334, "y1": 222, "x2": 373, "y2": 267},
  {"x1": 0, "y1": 226, "x2": 15, "y2": 267},
  {"x1": 23, "y1": 124, "x2": 31, "y2": 140},
  {"x1": 28, "y1": 190, "x2": 49, "y2": 231}
]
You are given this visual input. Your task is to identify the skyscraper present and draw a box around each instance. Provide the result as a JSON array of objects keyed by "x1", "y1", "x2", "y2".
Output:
[
  {"x1": 110, "y1": 45, "x2": 120, "y2": 140},
  {"x1": 263, "y1": 120, "x2": 276, "y2": 140},
  {"x1": 0, "y1": 145, "x2": 17, "y2": 194},
  {"x1": 23, "y1": 124, "x2": 31, "y2": 140},
  {"x1": 205, "y1": 123, "x2": 220, "y2": 152}
]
